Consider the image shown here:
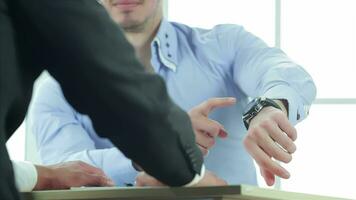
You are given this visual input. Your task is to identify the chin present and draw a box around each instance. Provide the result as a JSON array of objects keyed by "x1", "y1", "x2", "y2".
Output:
[{"x1": 120, "y1": 20, "x2": 144, "y2": 29}]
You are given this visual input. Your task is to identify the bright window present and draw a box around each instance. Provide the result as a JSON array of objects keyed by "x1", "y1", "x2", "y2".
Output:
[
  {"x1": 283, "y1": 104, "x2": 356, "y2": 199},
  {"x1": 280, "y1": 1, "x2": 356, "y2": 199},
  {"x1": 281, "y1": 0, "x2": 356, "y2": 98},
  {"x1": 168, "y1": 0, "x2": 356, "y2": 199}
]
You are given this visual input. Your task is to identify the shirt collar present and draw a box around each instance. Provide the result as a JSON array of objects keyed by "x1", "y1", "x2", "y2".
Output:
[{"x1": 151, "y1": 18, "x2": 178, "y2": 72}]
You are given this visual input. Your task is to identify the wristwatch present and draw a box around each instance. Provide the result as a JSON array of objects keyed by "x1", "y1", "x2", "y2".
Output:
[{"x1": 242, "y1": 97, "x2": 281, "y2": 129}]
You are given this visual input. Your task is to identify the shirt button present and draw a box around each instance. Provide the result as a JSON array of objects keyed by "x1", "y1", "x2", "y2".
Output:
[
  {"x1": 165, "y1": 33, "x2": 169, "y2": 38},
  {"x1": 168, "y1": 53, "x2": 172, "y2": 58},
  {"x1": 166, "y1": 43, "x2": 170, "y2": 48}
]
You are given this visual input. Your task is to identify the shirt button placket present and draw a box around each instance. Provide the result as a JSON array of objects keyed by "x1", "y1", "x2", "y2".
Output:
[{"x1": 165, "y1": 33, "x2": 172, "y2": 58}]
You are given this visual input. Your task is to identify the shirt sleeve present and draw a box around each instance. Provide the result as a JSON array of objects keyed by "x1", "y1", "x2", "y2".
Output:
[
  {"x1": 27, "y1": 74, "x2": 138, "y2": 185},
  {"x1": 11, "y1": 161, "x2": 37, "y2": 192},
  {"x1": 218, "y1": 25, "x2": 317, "y2": 125},
  {"x1": 65, "y1": 148, "x2": 138, "y2": 186}
]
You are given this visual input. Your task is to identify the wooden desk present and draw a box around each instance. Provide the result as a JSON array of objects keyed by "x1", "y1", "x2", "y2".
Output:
[{"x1": 22, "y1": 185, "x2": 349, "y2": 200}]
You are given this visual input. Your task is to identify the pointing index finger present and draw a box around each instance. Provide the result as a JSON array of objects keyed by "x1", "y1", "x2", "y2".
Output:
[{"x1": 200, "y1": 97, "x2": 237, "y2": 116}]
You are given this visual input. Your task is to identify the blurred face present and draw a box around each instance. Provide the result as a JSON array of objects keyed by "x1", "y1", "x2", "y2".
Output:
[{"x1": 102, "y1": 0, "x2": 162, "y2": 32}]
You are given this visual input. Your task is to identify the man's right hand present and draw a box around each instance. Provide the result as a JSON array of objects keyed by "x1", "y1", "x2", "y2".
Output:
[
  {"x1": 34, "y1": 161, "x2": 115, "y2": 190},
  {"x1": 135, "y1": 170, "x2": 227, "y2": 187},
  {"x1": 188, "y1": 97, "x2": 236, "y2": 155}
]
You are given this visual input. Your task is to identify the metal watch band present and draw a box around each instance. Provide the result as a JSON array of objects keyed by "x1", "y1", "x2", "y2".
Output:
[{"x1": 242, "y1": 97, "x2": 281, "y2": 130}]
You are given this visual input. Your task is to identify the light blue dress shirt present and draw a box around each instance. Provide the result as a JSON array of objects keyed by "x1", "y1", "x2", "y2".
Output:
[{"x1": 28, "y1": 19, "x2": 316, "y2": 186}]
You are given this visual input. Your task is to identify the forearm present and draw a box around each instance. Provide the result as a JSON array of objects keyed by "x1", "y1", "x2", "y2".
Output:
[{"x1": 230, "y1": 26, "x2": 316, "y2": 125}]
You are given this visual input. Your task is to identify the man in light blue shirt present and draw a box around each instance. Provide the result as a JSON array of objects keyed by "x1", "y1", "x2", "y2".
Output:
[{"x1": 28, "y1": 0, "x2": 316, "y2": 186}]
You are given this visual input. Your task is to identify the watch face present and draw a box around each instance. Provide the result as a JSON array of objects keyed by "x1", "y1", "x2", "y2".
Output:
[
  {"x1": 244, "y1": 97, "x2": 261, "y2": 114},
  {"x1": 243, "y1": 97, "x2": 281, "y2": 129}
]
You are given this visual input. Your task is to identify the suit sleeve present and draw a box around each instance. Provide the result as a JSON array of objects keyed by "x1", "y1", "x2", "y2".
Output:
[{"x1": 16, "y1": 0, "x2": 203, "y2": 186}]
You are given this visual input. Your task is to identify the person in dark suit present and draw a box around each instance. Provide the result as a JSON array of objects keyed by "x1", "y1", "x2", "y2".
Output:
[{"x1": 0, "y1": 0, "x2": 225, "y2": 199}]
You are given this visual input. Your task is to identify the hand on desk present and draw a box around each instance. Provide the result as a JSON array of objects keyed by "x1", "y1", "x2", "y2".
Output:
[
  {"x1": 135, "y1": 170, "x2": 227, "y2": 187},
  {"x1": 34, "y1": 161, "x2": 115, "y2": 190},
  {"x1": 188, "y1": 97, "x2": 236, "y2": 156},
  {"x1": 243, "y1": 104, "x2": 297, "y2": 186}
]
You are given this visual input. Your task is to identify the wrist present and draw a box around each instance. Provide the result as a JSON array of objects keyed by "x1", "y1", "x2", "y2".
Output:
[
  {"x1": 243, "y1": 97, "x2": 282, "y2": 129},
  {"x1": 34, "y1": 165, "x2": 53, "y2": 190},
  {"x1": 273, "y1": 99, "x2": 289, "y2": 117}
]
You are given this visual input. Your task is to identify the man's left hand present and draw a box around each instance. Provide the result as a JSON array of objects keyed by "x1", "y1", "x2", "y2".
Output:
[{"x1": 243, "y1": 102, "x2": 297, "y2": 186}]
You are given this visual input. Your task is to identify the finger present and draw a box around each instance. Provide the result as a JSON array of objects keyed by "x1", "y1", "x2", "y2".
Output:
[
  {"x1": 274, "y1": 114, "x2": 297, "y2": 141},
  {"x1": 80, "y1": 173, "x2": 115, "y2": 187},
  {"x1": 209, "y1": 176, "x2": 228, "y2": 186},
  {"x1": 135, "y1": 173, "x2": 145, "y2": 187},
  {"x1": 218, "y1": 129, "x2": 228, "y2": 138},
  {"x1": 196, "y1": 131, "x2": 215, "y2": 149},
  {"x1": 244, "y1": 138, "x2": 290, "y2": 179},
  {"x1": 76, "y1": 162, "x2": 114, "y2": 186},
  {"x1": 267, "y1": 123, "x2": 296, "y2": 154},
  {"x1": 206, "y1": 172, "x2": 228, "y2": 186},
  {"x1": 197, "y1": 143, "x2": 209, "y2": 156},
  {"x1": 254, "y1": 128, "x2": 292, "y2": 163},
  {"x1": 199, "y1": 97, "x2": 236, "y2": 116},
  {"x1": 258, "y1": 135, "x2": 293, "y2": 164},
  {"x1": 192, "y1": 117, "x2": 226, "y2": 138},
  {"x1": 204, "y1": 129, "x2": 228, "y2": 138},
  {"x1": 215, "y1": 178, "x2": 228, "y2": 186},
  {"x1": 205, "y1": 124, "x2": 228, "y2": 138},
  {"x1": 77, "y1": 161, "x2": 107, "y2": 177},
  {"x1": 258, "y1": 150, "x2": 276, "y2": 186},
  {"x1": 260, "y1": 168, "x2": 275, "y2": 186},
  {"x1": 101, "y1": 176, "x2": 115, "y2": 186}
]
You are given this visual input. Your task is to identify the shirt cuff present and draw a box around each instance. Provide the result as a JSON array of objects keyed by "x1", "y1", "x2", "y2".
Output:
[
  {"x1": 183, "y1": 165, "x2": 205, "y2": 187},
  {"x1": 263, "y1": 85, "x2": 309, "y2": 126},
  {"x1": 12, "y1": 161, "x2": 38, "y2": 192}
]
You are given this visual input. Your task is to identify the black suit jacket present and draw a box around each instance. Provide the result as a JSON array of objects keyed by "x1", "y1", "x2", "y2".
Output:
[{"x1": 0, "y1": 0, "x2": 203, "y2": 199}]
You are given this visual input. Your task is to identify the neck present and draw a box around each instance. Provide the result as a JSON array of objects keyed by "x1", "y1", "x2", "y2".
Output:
[{"x1": 124, "y1": 16, "x2": 162, "y2": 70}]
